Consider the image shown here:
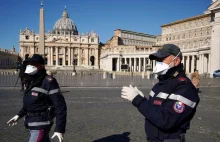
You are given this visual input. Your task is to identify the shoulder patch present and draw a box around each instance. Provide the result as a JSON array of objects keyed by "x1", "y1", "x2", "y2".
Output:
[
  {"x1": 47, "y1": 76, "x2": 53, "y2": 82},
  {"x1": 178, "y1": 77, "x2": 187, "y2": 85},
  {"x1": 173, "y1": 101, "x2": 185, "y2": 113}
]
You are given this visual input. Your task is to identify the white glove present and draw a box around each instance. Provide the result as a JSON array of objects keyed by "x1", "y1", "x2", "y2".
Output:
[
  {"x1": 134, "y1": 86, "x2": 145, "y2": 97},
  {"x1": 51, "y1": 132, "x2": 64, "y2": 142},
  {"x1": 121, "y1": 86, "x2": 139, "y2": 102},
  {"x1": 7, "y1": 115, "x2": 20, "y2": 126}
]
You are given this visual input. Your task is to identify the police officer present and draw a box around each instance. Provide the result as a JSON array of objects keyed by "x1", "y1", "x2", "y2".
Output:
[
  {"x1": 19, "y1": 60, "x2": 29, "y2": 91},
  {"x1": 121, "y1": 44, "x2": 200, "y2": 142},
  {"x1": 7, "y1": 54, "x2": 67, "y2": 142}
]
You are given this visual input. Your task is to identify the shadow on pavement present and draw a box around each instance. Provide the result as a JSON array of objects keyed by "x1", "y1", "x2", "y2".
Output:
[{"x1": 93, "y1": 132, "x2": 130, "y2": 142}]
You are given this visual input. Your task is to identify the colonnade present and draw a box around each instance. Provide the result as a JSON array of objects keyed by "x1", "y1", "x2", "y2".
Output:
[{"x1": 107, "y1": 53, "x2": 210, "y2": 74}]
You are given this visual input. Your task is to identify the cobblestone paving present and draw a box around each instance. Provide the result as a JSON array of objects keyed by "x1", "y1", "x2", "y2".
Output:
[{"x1": 0, "y1": 87, "x2": 220, "y2": 142}]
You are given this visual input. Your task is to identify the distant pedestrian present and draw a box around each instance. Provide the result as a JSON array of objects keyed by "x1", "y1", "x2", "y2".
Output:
[
  {"x1": 191, "y1": 70, "x2": 200, "y2": 92},
  {"x1": 19, "y1": 60, "x2": 28, "y2": 91}
]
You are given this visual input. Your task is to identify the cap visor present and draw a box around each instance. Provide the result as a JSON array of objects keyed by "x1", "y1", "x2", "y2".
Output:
[{"x1": 149, "y1": 51, "x2": 170, "y2": 60}]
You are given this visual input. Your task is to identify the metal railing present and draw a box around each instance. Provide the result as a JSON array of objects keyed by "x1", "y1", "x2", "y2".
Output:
[{"x1": 0, "y1": 72, "x2": 219, "y2": 88}]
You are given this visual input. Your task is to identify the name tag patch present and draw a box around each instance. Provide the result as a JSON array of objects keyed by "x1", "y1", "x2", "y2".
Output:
[
  {"x1": 153, "y1": 100, "x2": 162, "y2": 105},
  {"x1": 173, "y1": 101, "x2": 185, "y2": 113},
  {"x1": 32, "y1": 92, "x2": 38, "y2": 97}
]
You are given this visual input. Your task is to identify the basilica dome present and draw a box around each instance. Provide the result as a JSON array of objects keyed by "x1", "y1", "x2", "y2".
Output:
[{"x1": 53, "y1": 8, "x2": 78, "y2": 35}]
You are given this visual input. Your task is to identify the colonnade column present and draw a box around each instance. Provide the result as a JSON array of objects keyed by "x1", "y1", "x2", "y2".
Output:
[
  {"x1": 208, "y1": 53, "x2": 211, "y2": 74},
  {"x1": 50, "y1": 47, "x2": 53, "y2": 66},
  {"x1": 63, "y1": 47, "x2": 66, "y2": 66},
  {"x1": 134, "y1": 58, "x2": 136, "y2": 72},
  {"x1": 143, "y1": 57, "x2": 146, "y2": 72},
  {"x1": 201, "y1": 54, "x2": 204, "y2": 74},
  {"x1": 68, "y1": 47, "x2": 71, "y2": 66},
  {"x1": 78, "y1": 48, "x2": 81, "y2": 66},
  {"x1": 196, "y1": 55, "x2": 199, "y2": 71},
  {"x1": 117, "y1": 57, "x2": 119, "y2": 71},
  {"x1": 129, "y1": 58, "x2": 132, "y2": 72},
  {"x1": 139, "y1": 58, "x2": 141, "y2": 72},
  {"x1": 56, "y1": 47, "x2": 59, "y2": 66},
  {"x1": 186, "y1": 56, "x2": 190, "y2": 73},
  {"x1": 191, "y1": 55, "x2": 195, "y2": 73},
  {"x1": 47, "y1": 47, "x2": 50, "y2": 66}
]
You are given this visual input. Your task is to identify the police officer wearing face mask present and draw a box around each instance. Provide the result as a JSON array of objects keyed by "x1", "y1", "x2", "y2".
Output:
[
  {"x1": 7, "y1": 54, "x2": 67, "y2": 142},
  {"x1": 121, "y1": 44, "x2": 200, "y2": 142}
]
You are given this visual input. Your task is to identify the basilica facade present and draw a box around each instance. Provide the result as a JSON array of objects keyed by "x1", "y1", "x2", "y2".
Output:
[{"x1": 19, "y1": 7, "x2": 100, "y2": 70}]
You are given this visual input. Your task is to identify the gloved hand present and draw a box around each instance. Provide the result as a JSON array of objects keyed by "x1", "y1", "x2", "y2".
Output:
[
  {"x1": 7, "y1": 115, "x2": 20, "y2": 126},
  {"x1": 134, "y1": 86, "x2": 145, "y2": 97},
  {"x1": 51, "y1": 132, "x2": 64, "y2": 142},
  {"x1": 121, "y1": 86, "x2": 139, "y2": 102}
]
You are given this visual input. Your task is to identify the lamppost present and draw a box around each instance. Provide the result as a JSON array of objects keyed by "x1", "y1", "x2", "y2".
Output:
[{"x1": 72, "y1": 54, "x2": 77, "y2": 76}]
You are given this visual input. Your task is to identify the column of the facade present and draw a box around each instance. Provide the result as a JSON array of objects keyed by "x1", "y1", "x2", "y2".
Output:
[
  {"x1": 152, "y1": 60, "x2": 155, "y2": 71},
  {"x1": 109, "y1": 57, "x2": 112, "y2": 71},
  {"x1": 125, "y1": 58, "x2": 127, "y2": 64},
  {"x1": 198, "y1": 54, "x2": 202, "y2": 73},
  {"x1": 129, "y1": 58, "x2": 132, "y2": 72},
  {"x1": 196, "y1": 55, "x2": 199, "y2": 71},
  {"x1": 134, "y1": 58, "x2": 136, "y2": 72},
  {"x1": 204, "y1": 54, "x2": 208, "y2": 73},
  {"x1": 68, "y1": 47, "x2": 71, "y2": 66},
  {"x1": 117, "y1": 57, "x2": 119, "y2": 71},
  {"x1": 186, "y1": 55, "x2": 190, "y2": 73},
  {"x1": 138, "y1": 58, "x2": 141, "y2": 72},
  {"x1": 56, "y1": 47, "x2": 59, "y2": 66},
  {"x1": 208, "y1": 53, "x2": 211, "y2": 74},
  {"x1": 191, "y1": 55, "x2": 195, "y2": 73},
  {"x1": 47, "y1": 47, "x2": 50, "y2": 66},
  {"x1": 143, "y1": 57, "x2": 146, "y2": 72},
  {"x1": 85, "y1": 48, "x2": 89, "y2": 66},
  {"x1": 201, "y1": 54, "x2": 204, "y2": 74},
  {"x1": 63, "y1": 47, "x2": 66, "y2": 66},
  {"x1": 50, "y1": 47, "x2": 53, "y2": 66},
  {"x1": 78, "y1": 48, "x2": 81, "y2": 66},
  {"x1": 95, "y1": 49, "x2": 99, "y2": 68},
  {"x1": 183, "y1": 56, "x2": 185, "y2": 70}
]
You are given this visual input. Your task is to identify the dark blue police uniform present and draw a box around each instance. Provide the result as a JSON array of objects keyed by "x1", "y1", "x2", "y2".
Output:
[
  {"x1": 17, "y1": 54, "x2": 67, "y2": 135},
  {"x1": 132, "y1": 64, "x2": 200, "y2": 142},
  {"x1": 17, "y1": 73, "x2": 67, "y2": 133}
]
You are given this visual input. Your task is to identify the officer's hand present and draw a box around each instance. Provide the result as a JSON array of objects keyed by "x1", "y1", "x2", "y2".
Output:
[
  {"x1": 133, "y1": 86, "x2": 145, "y2": 97},
  {"x1": 121, "y1": 86, "x2": 139, "y2": 102},
  {"x1": 51, "y1": 132, "x2": 64, "y2": 142},
  {"x1": 7, "y1": 115, "x2": 20, "y2": 126}
]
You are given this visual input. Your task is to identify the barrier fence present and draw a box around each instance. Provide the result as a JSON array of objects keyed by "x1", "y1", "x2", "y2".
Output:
[{"x1": 0, "y1": 72, "x2": 219, "y2": 88}]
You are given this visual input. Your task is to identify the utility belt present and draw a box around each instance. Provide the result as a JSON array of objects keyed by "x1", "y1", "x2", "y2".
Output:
[
  {"x1": 27, "y1": 111, "x2": 48, "y2": 117},
  {"x1": 27, "y1": 107, "x2": 55, "y2": 119},
  {"x1": 148, "y1": 134, "x2": 186, "y2": 142}
]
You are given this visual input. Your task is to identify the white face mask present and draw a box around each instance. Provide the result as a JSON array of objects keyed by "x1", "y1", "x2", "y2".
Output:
[
  {"x1": 25, "y1": 65, "x2": 38, "y2": 75},
  {"x1": 153, "y1": 52, "x2": 180, "y2": 75}
]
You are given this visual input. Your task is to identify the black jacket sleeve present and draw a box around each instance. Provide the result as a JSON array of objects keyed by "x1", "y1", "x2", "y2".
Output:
[
  {"x1": 132, "y1": 84, "x2": 199, "y2": 131},
  {"x1": 47, "y1": 77, "x2": 67, "y2": 133},
  {"x1": 17, "y1": 105, "x2": 27, "y2": 118}
]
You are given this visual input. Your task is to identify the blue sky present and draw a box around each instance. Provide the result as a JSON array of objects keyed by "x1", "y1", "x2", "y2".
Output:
[{"x1": 0, "y1": 0, "x2": 211, "y2": 52}]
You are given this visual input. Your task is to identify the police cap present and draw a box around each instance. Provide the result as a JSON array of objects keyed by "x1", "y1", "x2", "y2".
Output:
[
  {"x1": 27, "y1": 54, "x2": 45, "y2": 65},
  {"x1": 149, "y1": 44, "x2": 182, "y2": 60}
]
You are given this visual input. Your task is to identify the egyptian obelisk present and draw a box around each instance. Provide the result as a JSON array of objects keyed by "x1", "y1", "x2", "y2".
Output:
[{"x1": 39, "y1": 1, "x2": 45, "y2": 55}]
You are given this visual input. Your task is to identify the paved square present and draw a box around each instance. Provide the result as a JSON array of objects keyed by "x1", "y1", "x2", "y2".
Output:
[{"x1": 0, "y1": 87, "x2": 220, "y2": 142}]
